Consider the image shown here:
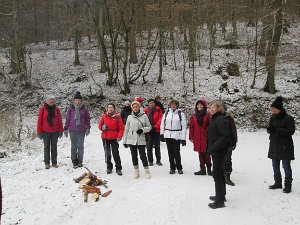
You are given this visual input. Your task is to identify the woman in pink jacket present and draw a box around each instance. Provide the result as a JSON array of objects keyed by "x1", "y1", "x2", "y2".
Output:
[{"x1": 189, "y1": 99, "x2": 212, "y2": 175}]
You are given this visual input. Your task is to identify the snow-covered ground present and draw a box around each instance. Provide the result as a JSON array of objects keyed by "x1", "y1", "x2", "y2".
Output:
[{"x1": 1, "y1": 127, "x2": 300, "y2": 225}]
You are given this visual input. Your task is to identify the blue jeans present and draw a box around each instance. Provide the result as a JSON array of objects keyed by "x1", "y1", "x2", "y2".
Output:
[
  {"x1": 69, "y1": 131, "x2": 86, "y2": 164},
  {"x1": 272, "y1": 160, "x2": 292, "y2": 178}
]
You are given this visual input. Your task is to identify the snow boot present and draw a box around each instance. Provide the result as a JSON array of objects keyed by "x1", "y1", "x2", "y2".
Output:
[
  {"x1": 156, "y1": 161, "x2": 163, "y2": 166},
  {"x1": 116, "y1": 170, "x2": 123, "y2": 176},
  {"x1": 225, "y1": 173, "x2": 235, "y2": 186},
  {"x1": 283, "y1": 177, "x2": 293, "y2": 193},
  {"x1": 207, "y1": 167, "x2": 212, "y2": 176},
  {"x1": 45, "y1": 164, "x2": 50, "y2": 169},
  {"x1": 269, "y1": 175, "x2": 282, "y2": 189},
  {"x1": 133, "y1": 166, "x2": 140, "y2": 179},
  {"x1": 144, "y1": 167, "x2": 151, "y2": 179},
  {"x1": 194, "y1": 169, "x2": 206, "y2": 175},
  {"x1": 208, "y1": 201, "x2": 225, "y2": 209},
  {"x1": 209, "y1": 196, "x2": 227, "y2": 202},
  {"x1": 178, "y1": 169, "x2": 183, "y2": 175},
  {"x1": 169, "y1": 169, "x2": 175, "y2": 174}
]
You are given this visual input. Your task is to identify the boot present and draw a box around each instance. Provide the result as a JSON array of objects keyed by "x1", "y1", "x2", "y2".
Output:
[
  {"x1": 133, "y1": 166, "x2": 140, "y2": 179},
  {"x1": 208, "y1": 201, "x2": 225, "y2": 209},
  {"x1": 207, "y1": 167, "x2": 212, "y2": 176},
  {"x1": 144, "y1": 167, "x2": 151, "y2": 179},
  {"x1": 194, "y1": 169, "x2": 206, "y2": 175},
  {"x1": 225, "y1": 173, "x2": 235, "y2": 186},
  {"x1": 269, "y1": 175, "x2": 282, "y2": 189},
  {"x1": 283, "y1": 177, "x2": 293, "y2": 193}
]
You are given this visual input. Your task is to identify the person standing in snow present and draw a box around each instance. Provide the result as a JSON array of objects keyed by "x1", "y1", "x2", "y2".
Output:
[
  {"x1": 37, "y1": 95, "x2": 64, "y2": 169},
  {"x1": 189, "y1": 99, "x2": 212, "y2": 176},
  {"x1": 99, "y1": 103, "x2": 125, "y2": 175},
  {"x1": 144, "y1": 98, "x2": 163, "y2": 166},
  {"x1": 206, "y1": 100, "x2": 230, "y2": 209},
  {"x1": 155, "y1": 95, "x2": 165, "y2": 114},
  {"x1": 160, "y1": 97, "x2": 187, "y2": 175},
  {"x1": 123, "y1": 100, "x2": 152, "y2": 179},
  {"x1": 120, "y1": 100, "x2": 132, "y2": 125},
  {"x1": 64, "y1": 91, "x2": 91, "y2": 169},
  {"x1": 267, "y1": 96, "x2": 295, "y2": 193}
]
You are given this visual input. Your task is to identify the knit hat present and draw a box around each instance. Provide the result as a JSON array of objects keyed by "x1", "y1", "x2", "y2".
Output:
[
  {"x1": 271, "y1": 96, "x2": 284, "y2": 111},
  {"x1": 196, "y1": 99, "x2": 207, "y2": 108},
  {"x1": 148, "y1": 98, "x2": 156, "y2": 104},
  {"x1": 169, "y1": 97, "x2": 179, "y2": 107},
  {"x1": 74, "y1": 91, "x2": 82, "y2": 100},
  {"x1": 131, "y1": 100, "x2": 141, "y2": 108},
  {"x1": 124, "y1": 100, "x2": 130, "y2": 106},
  {"x1": 46, "y1": 95, "x2": 55, "y2": 101},
  {"x1": 107, "y1": 103, "x2": 116, "y2": 109},
  {"x1": 135, "y1": 97, "x2": 143, "y2": 103}
]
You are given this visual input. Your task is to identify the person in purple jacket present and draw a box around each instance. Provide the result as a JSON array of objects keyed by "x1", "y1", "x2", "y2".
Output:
[{"x1": 64, "y1": 91, "x2": 91, "y2": 168}]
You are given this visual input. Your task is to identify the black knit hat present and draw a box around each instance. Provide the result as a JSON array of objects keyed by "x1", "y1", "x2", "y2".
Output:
[
  {"x1": 148, "y1": 98, "x2": 156, "y2": 104},
  {"x1": 74, "y1": 91, "x2": 82, "y2": 100},
  {"x1": 271, "y1": 96, "x2": 284, "y2": 111}
]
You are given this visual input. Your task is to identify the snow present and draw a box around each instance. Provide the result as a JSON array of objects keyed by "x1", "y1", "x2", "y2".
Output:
[{"x1": 1, "y1": 127, "x2": 300, "y2": 225}]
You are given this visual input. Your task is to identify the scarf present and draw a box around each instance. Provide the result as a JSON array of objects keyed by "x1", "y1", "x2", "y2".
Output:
[
  {"x1": 133, "y1": 110, "x2": 140, "y2": 117},
  {"x1": 147, "y1": 106, "x2": 156, "y2": 125},
  {"x1": 195, "y1": 108, "x2": 207, "y2": 126},
  {"x1": 74, "y1": 104, "x2": 82, "y2": 126},
  {"x1": 108, "y1": 112, "x2": 115, "y2": 117},
  {"x1": 45, "y1": 103, "x2": 56, "y2": 126}
]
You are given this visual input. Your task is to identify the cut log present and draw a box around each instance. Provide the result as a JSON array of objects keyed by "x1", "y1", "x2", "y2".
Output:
[
  {"x1": 92, "y1": 193, "x2": 100, "y2": 202},
  {"x1": 74, "y1": 172, "x2": 88, "y2": 183},
  {"x1": 79, "y1": 178, "x2": 91, "y2": 188},
  {"x1": 83, "y1": 190, "x2": 88, "y2": 202},
  {"x1": 101, "y1": 190, "x2": 112, "y2": 197},
  {"x1": 82, "y1": 185, "x2": 101, "y2": 194}
]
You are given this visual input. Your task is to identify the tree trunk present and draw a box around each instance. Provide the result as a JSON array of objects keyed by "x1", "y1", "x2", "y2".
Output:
[
  {"x1": 129, "y1": 15, "x2": 138, "y2": 64},
  {"x1": 99, "y1": 0, "x2": 107, "y2": 72},
  {"x1": 73, "y1": 0, "x2": 80, "y2": 66},
  {"x1": 157, "y1": 28, "x2": 163, "y2": 83}
]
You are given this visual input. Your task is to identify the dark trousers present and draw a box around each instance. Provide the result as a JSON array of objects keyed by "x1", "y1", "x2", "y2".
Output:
[
  {"x1": 146, "y1": 132, "x2": 161, "y2": 163},
  {"x1": 130, "y1": 145, "x2": 148, "y2": 167},
  {"x1": 166, "y1": 138, "x2": 182, "y2": 170},
  {"x1": 223, "y1": 149, "x2": 233, "y2": 173},
  {"x1": 272, "y1": 159, "x2": 292, "y2": 178},
  {"x1": 212, "y1": 154, "x2": 226, "y2": 202},
  {"x1": 43, "y1": 132, "x2": 59, "y2": 164},
  {"x1": 103, "y1": 139, "x2": 122, "y2": 171},
  {"x1": 198, "y1": 152, "x2": 212, "y2": 169},
  {"x1": 69, "y1": 131, "x2": 85, "y2": 164}
]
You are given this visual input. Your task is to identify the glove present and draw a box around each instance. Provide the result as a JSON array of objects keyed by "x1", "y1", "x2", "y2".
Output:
[
  {"x1": 160, "y1": 134, "x2": 166, "y2": 142},
  {"x1": 123, "y1": 144, "x2": 129, "y2": 148},
  {"x1": 59, "y1": 132, "x2": 63, "y2": 138},
  {"x1": 181, "y1": 140, "x2": 186, "y2": 146},
  {"x1": 85, "y1": 129, "x2": 90, "y2": 136},
  {"x1": 136, "y1": 129, "x2": 143, "y2": 134},
  {"x1": 64, "y1": 130, "x2": 68, "y2": 138},
  {"x1": 38, "y1": 133, "x2": 43, "y2": 140},
  {"x1": 102, "y1": 124, "x2": 107, "y2": 131}
]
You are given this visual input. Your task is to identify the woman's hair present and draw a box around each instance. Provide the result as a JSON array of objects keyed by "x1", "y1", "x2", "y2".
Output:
[{"x1": 209, "y1": 100, "x2": 225, "y2": 113}]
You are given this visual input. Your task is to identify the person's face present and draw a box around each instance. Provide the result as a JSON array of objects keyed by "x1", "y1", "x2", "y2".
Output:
[
  {"x1": 107, "y1": 105, "x2": 115, "y2": 113},
  {"x1": 73, "y1": 99, "x2": 81, "y2": 106},
  {"x1": 170, "y1": 102, "x2": 177, "y2": 110},
  {"x1": 132, "y1": 104, "x2": 140, "y2": 112},
  {"x1": 148, "y1": 101, "x2": 155, "y2": 108},
  {"x1": 271, "y1": 107, "x2": 281, "y2": 115},
  {"x1": 197, "y1": 103, "x2": 204, "y2": 111},
  {"x1": 46, "y1": 99, "x2": 55, "y2": 106},
  {"x1": 209, "y1": 103, "x2": 218, "y2": 115}
]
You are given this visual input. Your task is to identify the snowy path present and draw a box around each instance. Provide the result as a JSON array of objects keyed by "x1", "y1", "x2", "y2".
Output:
[{"x1": 1, "y1": 128, "x2": 300, "y2": 225}]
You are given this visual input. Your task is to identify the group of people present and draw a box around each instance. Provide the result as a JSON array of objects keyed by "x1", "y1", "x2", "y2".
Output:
[{"x1": 36, "y1": 93, "x2": 296, "y2": 209}]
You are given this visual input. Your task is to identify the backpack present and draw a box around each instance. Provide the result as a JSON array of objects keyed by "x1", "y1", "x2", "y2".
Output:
[
  {"x1": 164, "y1": 109, "x2": 182, "y2": 131},
  {"x1": 225, "y1": 113, "x2": 238, "y2": 151}
]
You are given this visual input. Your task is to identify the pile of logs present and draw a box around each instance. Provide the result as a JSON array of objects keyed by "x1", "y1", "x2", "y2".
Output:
[{"x1": 74, "y1": 167, "x2": 112, "y2": 202}]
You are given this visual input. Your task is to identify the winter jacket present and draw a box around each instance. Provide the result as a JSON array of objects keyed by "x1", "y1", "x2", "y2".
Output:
[
  {"x1": 120, "y1": 106, "x2": 132, "y2": 125},
  {"x1": 123, "y1": 112, "x2": 151, "y2": 145},
  {"x1": 189, "y1": 113, "x2": 210, "y2": 152},
  {"x1": 37, "y1": 103, "x2": 64, "y2": 134},
  {"x1": 98, "y1": 112, "x2": 124, "y2": 140},
  {"x1": 64, "y1": 105, "x2": 91, "y2": 132},
  {"x1": 267, "y1": 111, "x2": 295, "y2": 160},
  {"x1": 144, "y1": 106, "x2": 163, "y2": 133},
  {"x1": 160, "y1": 108, "x2": 187, "y2": 141},
  {"x1": 206, "y1": 112, "x2": 230, "y2": 156}
]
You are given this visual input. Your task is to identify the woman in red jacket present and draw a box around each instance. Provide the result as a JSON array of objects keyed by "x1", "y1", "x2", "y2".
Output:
[
  {"x1": 37, "y1": 95, "x2": 63, "y2": 169},
  {"x1": 99, "y1": 103, "x2": 125, "y2": 175},
  {"x1": 189, "y1": 99, "x2": 212, "y2": 175}
]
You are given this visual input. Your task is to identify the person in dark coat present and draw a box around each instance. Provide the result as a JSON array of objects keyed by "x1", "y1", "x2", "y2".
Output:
[
  {"x1": 207, "y1": 100, "x2": 230, "y2": 209},
  {"x1": 64, "y1": 91, "x2": 91, "y2": 168},
  {"x1": 155, "y1": 95, "x2": 165, "y2": 113},
  {"x1": 120, "y1": 101, "x2": 132, "y2": 125},
  {"x1": 267, "y1": 96, "x2": 295, "y2": 193}
]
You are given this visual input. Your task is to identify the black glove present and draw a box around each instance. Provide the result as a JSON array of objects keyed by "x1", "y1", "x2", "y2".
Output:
[
  {"x1": 160, "y1": 134, "x2": 166, "y2": 142},
  {"x1": 85, "y1": 129, "x2": 90, "y2": 136},
  {"x1": 181, "y1": 140, "x2": 186, "y2": 146},
  {"x1": 59, "y1": 132, "x2": 63, "y2": 138},
  {"x1": 38, "y1": 133, "x2": 43, "y2": 140},
  {"x1": 123, "y1": 144, "x2": 129, "y2": 148},
  {"x1": 136, "y1": 129, "x2": 143, "y2": 134}
]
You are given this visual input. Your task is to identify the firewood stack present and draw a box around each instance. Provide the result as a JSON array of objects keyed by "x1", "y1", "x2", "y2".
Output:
[{"x1": 74, "y1": 168, "x2": 112, "y2": 202}]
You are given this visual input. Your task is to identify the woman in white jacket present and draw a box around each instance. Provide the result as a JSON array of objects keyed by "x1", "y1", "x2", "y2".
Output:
[
  {"x1": 160, "y1": 97, "x2": 187, "y2": 174},
  {"x1": 123, "y1": 100, "x2": 152, "y2": 179}
]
